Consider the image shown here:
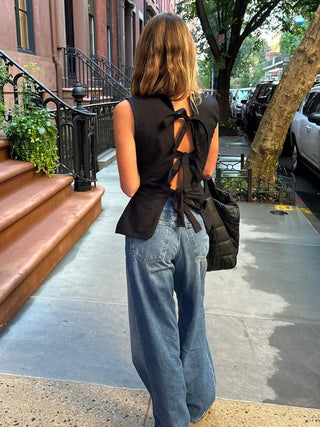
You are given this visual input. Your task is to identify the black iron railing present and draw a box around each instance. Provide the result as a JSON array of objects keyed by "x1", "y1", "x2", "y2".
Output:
[
  {"x1": 92, "y1": 54, "x2": 131, "y2": 94},
  {"x1": 60, "y1": 47, "x2": 129, "y2": 102},
  {"x1": 0, "y1": 49, "x2": 98, "y2": 191},
  {"x1": 85, "y1": 102, "x2": 118, "y2": 156},
  {"x1": 122, "y1": 65, "x2": 134, "y2": 81},
  {"x1": 215, "y1": 154, "x2": 296, "y2": 204}
]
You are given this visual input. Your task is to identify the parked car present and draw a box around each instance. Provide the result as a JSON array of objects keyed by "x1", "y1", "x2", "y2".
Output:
[
  {"x1": 230, "y1": 87, "x2": 251, "y2": 121},
  {"x1": 290, "y1": 85, "x2": 320, "y2": 177},
  {"x1": 229, "y1": 89, "x2": 237, "y2": 104},
  {"x1": 240, "y1": 88, "x2": 254, "y2": 127},
  {"x1": 242, "y1": 82, "x2": 278, "y2": 140}
]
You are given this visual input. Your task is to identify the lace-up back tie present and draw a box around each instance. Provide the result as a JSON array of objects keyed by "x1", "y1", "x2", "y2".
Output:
[{"x1": 162, "y1": 108, "x2": 208, "y2": 233}]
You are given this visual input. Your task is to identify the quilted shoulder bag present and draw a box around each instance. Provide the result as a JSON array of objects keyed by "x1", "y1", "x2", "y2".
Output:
[{"x1": 203, "y1": 179, "x2": 240, "y2": 271}]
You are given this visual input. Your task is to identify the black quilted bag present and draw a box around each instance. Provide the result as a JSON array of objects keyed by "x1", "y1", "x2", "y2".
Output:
[{"x1": 203, "y1": 179, "x2": 240, "y2": 271}]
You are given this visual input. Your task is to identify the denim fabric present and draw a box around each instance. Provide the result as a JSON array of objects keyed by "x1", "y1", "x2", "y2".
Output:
[{"x1": 125, "y1": 197, "x2": 216, "y2": 427}]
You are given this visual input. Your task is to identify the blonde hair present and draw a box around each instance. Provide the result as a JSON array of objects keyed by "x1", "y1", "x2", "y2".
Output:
[{"x1": 131, "y1": 13, "x2": 200, "y2": 108}]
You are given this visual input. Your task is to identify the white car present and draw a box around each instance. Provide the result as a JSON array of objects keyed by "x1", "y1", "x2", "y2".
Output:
[
  {"x1": 290, "y1": 85, "x2": 320, "y2": 177},
  {"x1": 230, "y1": 88, "x2": 251, "y2": 121}
]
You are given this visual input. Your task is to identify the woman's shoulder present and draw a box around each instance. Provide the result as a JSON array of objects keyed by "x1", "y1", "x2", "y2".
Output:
[
  {"x1": 200, "y1": 93, "x2": 219, "y2": 109},
  {"x1": 198, "y1": 93, "x2": 220, "y2": 122},
  {"x1": 113, "y1": 98, "x2": 131, "y2": 113}
]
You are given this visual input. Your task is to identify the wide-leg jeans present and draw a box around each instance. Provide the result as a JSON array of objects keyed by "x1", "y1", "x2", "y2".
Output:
[{"x1": 125, "y1": 197, "x2": 216, "y2": 427}]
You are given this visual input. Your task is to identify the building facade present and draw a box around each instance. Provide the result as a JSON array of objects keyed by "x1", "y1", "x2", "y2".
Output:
[{"x1": 0, "y1": 0, "x2": 176, "y2": 99}]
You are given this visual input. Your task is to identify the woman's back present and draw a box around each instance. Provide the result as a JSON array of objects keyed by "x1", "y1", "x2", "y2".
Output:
[{"x1": 170, "y1": 97, "x2": 194, "y2": 190}]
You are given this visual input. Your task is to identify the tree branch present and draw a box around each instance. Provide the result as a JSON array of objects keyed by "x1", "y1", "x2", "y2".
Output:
[
  {"x1": 195, "y1": 0, "x2": 220, "y2": 60},
  {"x1": 228, "y1": 0, "x2": 281, "y2": 63},
  {"x1": 242, "y1": 1, "x2": 281, "y2": 39}
]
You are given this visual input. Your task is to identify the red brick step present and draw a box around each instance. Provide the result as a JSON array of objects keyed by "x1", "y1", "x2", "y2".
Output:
[{"x1": 0, "y1": 185, "x2": 105, "y2": 328}]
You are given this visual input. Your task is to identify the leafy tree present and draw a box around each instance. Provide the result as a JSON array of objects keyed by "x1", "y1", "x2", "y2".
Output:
[
  {"x1": 280, "y1": 24, "x2": 307, "y2": 56},
  {"x1": 178, "y1": 0, "x2": 319, "y2": 121},
  {"x1": 231, "y1": 36, "x2": 266, "y2": 87},
  {"x1": 246, "y1": 5, "x2": 320, "y2": 181}
]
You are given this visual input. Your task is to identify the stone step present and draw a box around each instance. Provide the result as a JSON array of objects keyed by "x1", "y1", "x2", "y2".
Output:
[
  {"x1": 98, "y1": 148, "x2": 116, "y2": 170},
  {"x1": 0, "y1": 173, "x2": 74, "y2": 246},
  {"x1": 0, "y1": 137, "x2": 9, "y2": 161},
  {"x1": 0, "y1": 184, "x2": 105, "y2": 329},
  {"x1": 0, "y1": 159, "x2": 36, "y2": 197}
]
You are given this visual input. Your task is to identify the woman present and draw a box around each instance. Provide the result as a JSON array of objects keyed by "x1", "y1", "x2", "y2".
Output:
[{"x1": 113, "y1": 12, "x2": 219, "y2": 427}]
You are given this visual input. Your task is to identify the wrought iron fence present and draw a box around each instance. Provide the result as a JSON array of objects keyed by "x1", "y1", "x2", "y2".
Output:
[
  {"x1": 0, "y1": 49, "x2": 97, "y2": 191},
  {"x1": 85, "y1": 101, "x2": 118, "y2": 157},
  {"x1": 215, "y1": 154, "x2": 296, "y2": 204}
]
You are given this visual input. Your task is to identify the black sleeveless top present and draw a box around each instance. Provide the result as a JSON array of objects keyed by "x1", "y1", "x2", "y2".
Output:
[{"x1": 115, "y1": 93, "x2": 219, "y2": 239}]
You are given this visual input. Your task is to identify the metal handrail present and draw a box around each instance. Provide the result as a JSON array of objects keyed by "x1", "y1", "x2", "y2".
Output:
[
  {"x1": 60, "y1": 47, "x2": 129, "y2": 102},
  {"x1": 0, "y1": 49, "x2": 97, "y2": 191},
  {"x1": 92, "y1": 54, "x2": 131, "y2": 90}
]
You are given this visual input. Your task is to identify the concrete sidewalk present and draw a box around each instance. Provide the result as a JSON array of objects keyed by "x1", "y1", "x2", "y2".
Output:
[{"x1": 0, "y1": 135, "x2": 320, "y2": 426}]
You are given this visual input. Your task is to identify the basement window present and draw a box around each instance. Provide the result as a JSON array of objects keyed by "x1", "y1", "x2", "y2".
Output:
[{"x1": 15, "y1": 0, "x2": 35, "y2": 53}]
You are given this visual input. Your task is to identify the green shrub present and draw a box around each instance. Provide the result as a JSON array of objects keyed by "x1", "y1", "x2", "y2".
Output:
[
  {"x1": 3, "y1": 105, "x2": 59, "y2": 177},
  {"x1": 1, "y1": 68, "x2": 59, "y2": 177}
]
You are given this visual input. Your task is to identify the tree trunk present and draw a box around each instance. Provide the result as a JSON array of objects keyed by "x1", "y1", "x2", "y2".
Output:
[
  {"x1": 246, "y1": 5, "x2": 320, "y2": 182},
  {"x1": 217, "y1": 68, "x2": 232, "y2": 121}
]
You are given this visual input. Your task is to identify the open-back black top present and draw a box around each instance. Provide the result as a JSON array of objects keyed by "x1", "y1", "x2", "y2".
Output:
[{"x1": 115, "y1": 93, "x2": 219, "y2": 239}]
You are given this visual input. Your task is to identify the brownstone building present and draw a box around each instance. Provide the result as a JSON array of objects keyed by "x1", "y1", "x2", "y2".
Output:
[{"x1": 0, "y1": 0, "x2": 176, "y2": 100}]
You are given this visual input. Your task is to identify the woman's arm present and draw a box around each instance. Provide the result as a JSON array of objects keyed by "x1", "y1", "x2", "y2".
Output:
[
  {"x1": 113, "y1": 100, "x2": 140, "y2": 197},
  {"x1": 203, "y1": 124, "x2": 219, "y2": 180}
]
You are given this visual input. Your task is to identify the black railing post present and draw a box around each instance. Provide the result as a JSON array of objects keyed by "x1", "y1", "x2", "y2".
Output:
[
  {"x1": 72, "y1": 81, "x2": 86, "y2": 108},
  {"x1": 247, "y1": 168, "x2": 252, "y2": 202},
  {"x1": 241, "y1": 153, "x2": 245, "y2": 170},
  {"x1": 215, "y1": 168, "x2": 222, "y2": 188},
  {"x1": 72, "y1": 82, "x2": 94, "y2": 191}
]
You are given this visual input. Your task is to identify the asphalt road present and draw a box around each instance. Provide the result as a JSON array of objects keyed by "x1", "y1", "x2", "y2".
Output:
[{"x1": 279, "y1": 154, "x2": 320, "y2": 221}]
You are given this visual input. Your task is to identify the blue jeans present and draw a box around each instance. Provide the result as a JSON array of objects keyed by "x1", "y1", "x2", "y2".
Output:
[{"x1": 125, "y1": 197, "x2": 216, "y2": 427}]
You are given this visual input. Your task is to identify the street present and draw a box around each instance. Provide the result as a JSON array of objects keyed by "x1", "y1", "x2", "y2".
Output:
[{"x1": 294, "y1": 168, "x2": 320, "y2": 220}]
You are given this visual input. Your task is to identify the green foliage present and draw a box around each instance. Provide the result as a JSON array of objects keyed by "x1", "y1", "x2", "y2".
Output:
[
  {"x1": 0, "y1": 100, "x2": 5, "y2": 119},
  {"x1": 1, "y1": 73, "x2": 59, "y2": 177},
  {"x1": 219, "y1": 117, "x2": 237, "y2": 130},
  {"x1": 3, "y1": 105, "x2": 59, "y2": 177},
  {"x1": 280, "y1": 24, "x2": 307, "y2": 56},
  {"x1": 231, "y1": 35, "x2": 267, "y2": 87},
  {"x1": 0, "y1": 60, "x2": 10, "y2": 89},
  {"x1": 197, "y1": 56, "x2": 215, "y2": 88}
]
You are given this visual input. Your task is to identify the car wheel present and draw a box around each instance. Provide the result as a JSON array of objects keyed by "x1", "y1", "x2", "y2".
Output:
[{"x1": 291, "y1": 138, "x2": 300, "y2": 173}]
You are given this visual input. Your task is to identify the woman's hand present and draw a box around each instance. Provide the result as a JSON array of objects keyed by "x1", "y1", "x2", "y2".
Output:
[{"x1": 113, "y1": 100, "x2": 140, "y2": 197}]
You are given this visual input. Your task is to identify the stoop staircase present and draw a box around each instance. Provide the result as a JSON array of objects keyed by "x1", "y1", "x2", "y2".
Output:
[{"x1": 0, "y1": 136, "x2": 105, "y2": 329}]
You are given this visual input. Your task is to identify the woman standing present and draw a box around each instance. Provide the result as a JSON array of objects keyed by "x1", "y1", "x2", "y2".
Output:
[{"x1": 113, "y1": 12, "x2": 219, "y2": 426}]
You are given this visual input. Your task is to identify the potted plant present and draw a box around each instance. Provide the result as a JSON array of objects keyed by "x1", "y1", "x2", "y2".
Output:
[
  {"x1": 0, "y1": 70, "x2": 59, "y2": 177},
  {"x1": 219, "y1": 117, "x2": 239, "y2": 136}
]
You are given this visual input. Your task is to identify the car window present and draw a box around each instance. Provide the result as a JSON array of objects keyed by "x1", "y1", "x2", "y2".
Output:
[
  {"x1": 237, "y1": 89, "x2": 250, "y2": 100},
  {"x1": 302, "y1": 92, "x2": 318, "y2": 116},
  {"x1": 307, "y1": 93, "x2": 320, "y2": 114},
  {"x1": 253, "y1": 85, "x2": 263, "y2": 98},
  {"x1": 265, "y1": 85, "x2": 276, "y2": 102},
  {"x1": 257, "y1": 85, "x2": 268, "y2": 98}
]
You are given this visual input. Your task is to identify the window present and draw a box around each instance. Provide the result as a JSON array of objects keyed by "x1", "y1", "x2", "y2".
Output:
[
  {"x1": 312, "y1": 94, "x2": 320, "y2": 114},
  {"x1": 88, "y1": 0, "x2": 96, "y2": 56},
  {"x1": 15, "y1": 0, "x2": 35, "y2": 53},
  {"x1": 302, "y1": 92, "x2": 319, "y2": 116},
  {"x1": 107, "y1": 0, "x2": 112, "y2": 61}
]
